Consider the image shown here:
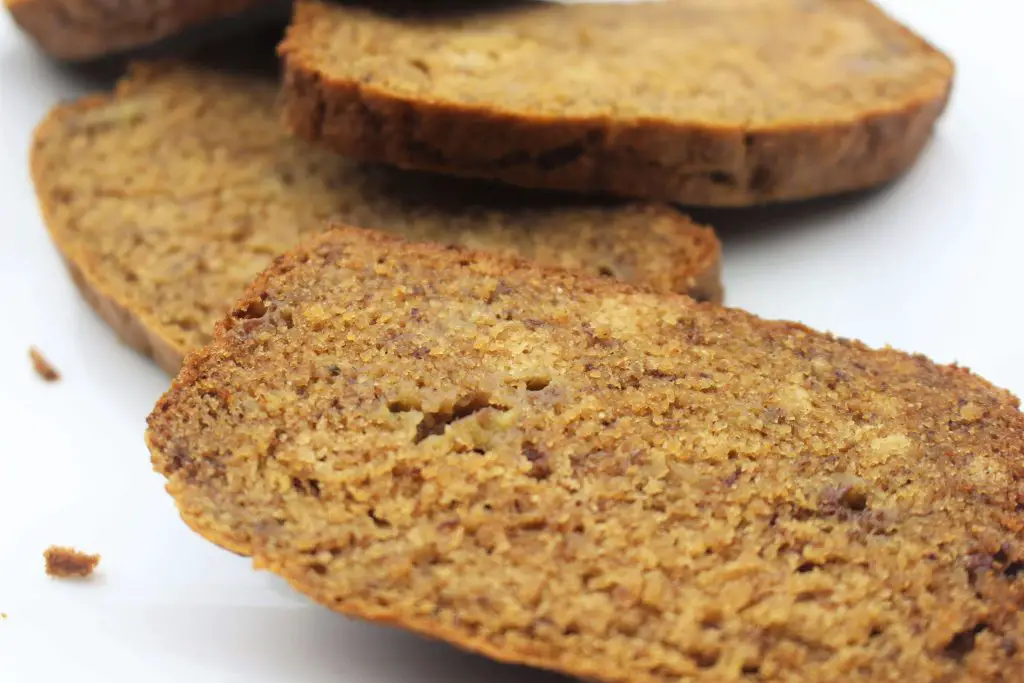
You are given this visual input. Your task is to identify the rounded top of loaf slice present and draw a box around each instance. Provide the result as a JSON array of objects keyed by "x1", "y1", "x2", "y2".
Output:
[
  {"x1": 31, "y1": 62, "x2": 720, "y2": 374},
  {"x1": 283, "y1": 0, "x2": 952, "y2": 127},
  {"x1": 149, "y1": 227, "x2": 1023, "y2": 683}
]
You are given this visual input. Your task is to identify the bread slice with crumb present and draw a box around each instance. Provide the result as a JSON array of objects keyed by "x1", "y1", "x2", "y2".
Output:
[
  {"x1": 280, "y1": 0, "x2": 954, "y2": 206},
  {"x1": 31, "y1": 63, "x2": 721, "y2": 374},
  {"x1": 148, "y1": 226, "x2": 1022, "y2": 683}
]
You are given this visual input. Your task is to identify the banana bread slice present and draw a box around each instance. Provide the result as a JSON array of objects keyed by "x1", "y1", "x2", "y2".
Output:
[
  {"x1": 280, "y1": 0, "x2": 954, "y2": 207},
  {"x1": 31, "y1": 63, "x2": 721, "y2": 374},
  {"x1": 148, "y1": 227, "x2": 1023, "y2": 683},
  {"x1": 4, "y1": 0, "x2": 285, "y2": 60}
]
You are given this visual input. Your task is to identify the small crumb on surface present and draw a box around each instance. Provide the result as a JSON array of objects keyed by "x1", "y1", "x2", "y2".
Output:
[
  {"x1": 29, "y1": 347, "x2": 60, "y2": 382},
  {"x1": 1, "y1": 612, "x2": 7, "y2": 619},
  {"x1": 44, "y1": 546, "x2": 100, "y2": 579}
]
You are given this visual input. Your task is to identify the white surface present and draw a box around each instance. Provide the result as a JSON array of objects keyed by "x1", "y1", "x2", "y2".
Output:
[{"x1": 0, "y1": 2, "x2": 1021, "y2": 681}]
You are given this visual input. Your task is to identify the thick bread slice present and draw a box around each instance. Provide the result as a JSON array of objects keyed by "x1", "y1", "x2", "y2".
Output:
[
  {"x1": 4, "y1": 0, "x2": 285, "y2": 61},
  {"x1": 280, "y1": 0, "x2": 954, "y2": 207},
  {"x1": 31, "y1": 63, "x2": 721, "y2": 374},
  {"x1": 148, "y1": 226, "x2": 1023, "y2": 682}
]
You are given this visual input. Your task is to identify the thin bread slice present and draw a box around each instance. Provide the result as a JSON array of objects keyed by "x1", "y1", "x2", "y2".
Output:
[
  {"x1": 148, "y1": 226, "x2": 1023, "y2": 682},
  {"x1": 31, "y1": 63, "x2": 721, "y2": 374},
  {"x1": 280, "y1": 0, "x2": 954, "y2": 207},
  {"x1": 4, "y1": 0, "x2": 285, "y2": 61}
]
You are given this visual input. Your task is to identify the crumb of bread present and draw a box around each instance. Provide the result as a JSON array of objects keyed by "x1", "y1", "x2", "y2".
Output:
[
  {"x1": 29, "y1": 347, "x2": 60, "y2": 382},
  {"x1": 44, "y1": 546, "x2": 100, "y2": 578}
]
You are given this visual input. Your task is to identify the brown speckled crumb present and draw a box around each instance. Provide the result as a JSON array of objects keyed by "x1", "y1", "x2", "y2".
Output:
[
  {"x1": 44, "y1": 546, "x2": 100, "y2": 578},
  {"x1": 29, "y1": 347, "x2": 60, "y2": 382}
]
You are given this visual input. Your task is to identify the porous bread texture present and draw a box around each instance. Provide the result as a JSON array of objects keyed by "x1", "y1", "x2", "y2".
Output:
[
  {"x1": 3, "y1": 0, "x2": 281, "y2": 60},
  {"x1": 280, "y1": 0, "x2": 954, "y2": 207},
  {"x1": 148, "y1": 227, "x2": 1024, "y2": 683},
  {"x1": 31, "y1": 63, "x2": 721, "y2": 375}
]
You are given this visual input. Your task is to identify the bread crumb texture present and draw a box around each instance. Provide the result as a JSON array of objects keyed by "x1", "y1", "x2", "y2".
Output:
[
  {"x1": 29, "y1": 347, "x2": 60, "y2": 382},
  {"x1": 31, "y1": 63, "x2": 720, "y2": 375},
  {"x1": 280, "y1": 0, "x2": 954, "y2": 206},
  {"x1": 149, "y1": 228, "x2": 1023, "y2": 683},
  {"x1": 44, "y1": 546, "x2": 100, "y2": 579},
  {"x1": 3, "y1": 0, "x2": 274, "y2": 60}
]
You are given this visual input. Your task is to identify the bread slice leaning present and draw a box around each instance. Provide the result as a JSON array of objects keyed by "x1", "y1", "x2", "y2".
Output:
[
  {"x1": 31, "y1": 63, "x2": 721, "y2": 374},
  {"x1": 148, "y1": 226, "x2": 1023, "y2": 683},
  {"x1": 4, "y1": 0, "x2": 285, "y2": 60},
  {"x1": 280, "y1": 0, "x2": 954, "y2": 207}
]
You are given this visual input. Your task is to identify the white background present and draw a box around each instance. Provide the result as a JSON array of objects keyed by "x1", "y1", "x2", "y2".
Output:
[{"x1": 0, "y1": 2, "x2": 1021, "y2": 680}]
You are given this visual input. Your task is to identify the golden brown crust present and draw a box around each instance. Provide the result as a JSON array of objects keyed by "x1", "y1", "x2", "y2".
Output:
[
  {"x1": 31, "y1": 62, "x2": 722, "y2": 374},
  {"x1": 279, "y1": 0, "x2": 954, "y2": 207},
  {"x1": 149, "y1": 227, "x2": 1023, "y2": 683},
  {"x1": 43, "y1": 546, "x2": 100, "y2": 578},
  {"x1": 4, "y1": 0, "x2": 280, "y2": 60}
]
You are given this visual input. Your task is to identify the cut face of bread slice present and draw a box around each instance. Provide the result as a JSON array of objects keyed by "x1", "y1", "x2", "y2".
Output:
[
  {"x1": 280, "y1": 0, "x2": 954, "y2": 206},
  {"x1": 148, "y1": 227, "x2": 1023, "y2": 683},
  {"x1": 4, "y1": 0, "x2": 286, "y2": 61},
  {"x1": 31, "y1": 63, "x2": 721, "y2": 374}
]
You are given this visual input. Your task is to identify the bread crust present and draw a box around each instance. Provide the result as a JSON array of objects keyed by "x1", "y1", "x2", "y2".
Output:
[
  {"x1": 4, "y1": 0, "x2": 279, "y2": 60},
  {"x1": 149, "y1": 227, "x2": 1024, "y2": 683},
  {"x1": 279, "y1": 0, "x2": 955, "y2": 207},
  {"x1": 31, "y1": 63, "x2": 722, "y2": 375}
]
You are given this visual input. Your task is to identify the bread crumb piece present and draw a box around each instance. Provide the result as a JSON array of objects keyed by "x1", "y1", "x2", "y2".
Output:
[
  {"x1": 1, "y1": 612, "x2": 7, "y2": 619},
  {"x1": 44, "y1": 546, "x2": 100, "y2": 578},
  {"x1": 29, "y1": 347, "x2": 60, "y2": 382}
]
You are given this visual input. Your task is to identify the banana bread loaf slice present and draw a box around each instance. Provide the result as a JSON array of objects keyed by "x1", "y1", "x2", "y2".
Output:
[
  {"x1": 280, "y1": 0, "x2": 954, "y2": 207},
  {"x1": 4, "y1": 0, "x2": 285, "y2": 60},
  {"x1": 148, "y1": 226, "x2": 1023, "y2": 683},
  {"x1": 31, "y1": 63, "x2": 721, "y2": 374}
]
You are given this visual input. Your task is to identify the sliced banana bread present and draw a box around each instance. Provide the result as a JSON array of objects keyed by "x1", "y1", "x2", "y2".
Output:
[
  {"x1": 149, "y1": 226, "x2": 1023, "y2": 683},
  {"x1": 31, "y1": 63, "x2": 721, "y2": 374},
  {"x1": 280, "y1": 0, "x2": 954, "y2": 206}
]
